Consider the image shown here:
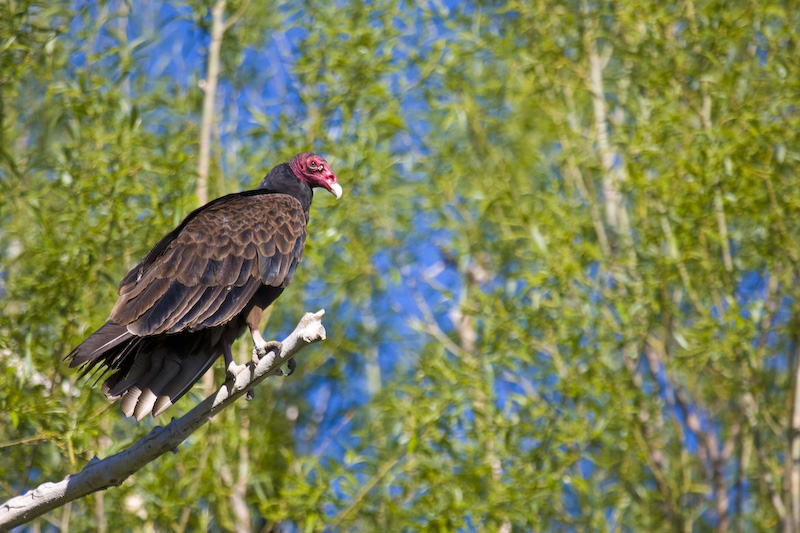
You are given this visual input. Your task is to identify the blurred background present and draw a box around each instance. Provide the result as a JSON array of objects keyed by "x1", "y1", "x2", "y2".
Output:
[{"x1": 2, "y1": 0, "x2": 800, "y2": 530}]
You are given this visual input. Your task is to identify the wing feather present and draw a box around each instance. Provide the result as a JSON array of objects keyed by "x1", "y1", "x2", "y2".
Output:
[
  {"x1": 172, "y1": 285, "x2": 228, "y2": 332},
  {"x1": 111, "y1": 277, "x2": 172, "y2": 325},
  {"x1": 175, "y1": 252, "x2": 208, "y2": 286},
  {"x1": 107, "y1": 192, "x2": 307, "y2": 337},
  {"x1": 234, "y1": 259, "x2": 255, "y2": 286},
  {"x1": 198, "y1": 281, "x2": 262, "y2": 329},
  {"x1": 157, "y1": 245, "x2": 193, "y2": 280},
  {"x1": 197, "y1": 258, "x2": 223, "y2": 285},
  {"x1": 189, "y1": 286, "x2": 235, "y2": 327},
  {"x1": 128, "y1": 281, "x2": 193, "y2": 336},
  {"x1": 150, "y1": 285, "x2": 207, "y2": 335},
  {"x1": 216, "y1": 254, "x2": 244, "y2": 286},
  {"x1": 257, "y1": 239, "x2": 276, "y2": 258}
]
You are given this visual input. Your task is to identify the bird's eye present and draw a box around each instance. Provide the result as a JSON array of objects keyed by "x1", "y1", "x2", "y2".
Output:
[{"x1": 309, "y1": 161, "x2": 317, "y2": 170}]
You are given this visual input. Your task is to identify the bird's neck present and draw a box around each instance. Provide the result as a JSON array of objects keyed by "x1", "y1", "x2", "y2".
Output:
[{"x1": 257, "y1": 163, "x2": 314, "y2": 214}]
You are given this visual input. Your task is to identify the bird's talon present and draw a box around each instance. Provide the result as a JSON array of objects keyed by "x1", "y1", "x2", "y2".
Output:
[
  {"x1": 253, "y1": 344, "x2": 266, "y2": 360},
  {"x1": 226, "y1": 361, "x2": 245, "y2": 381},
  {"x1": 284, "y1": 357, "x2": 296, "y2": 377},
  {"x1": 252, "y1": 340, "x2": 282, "y2": 362},
  {"x1": 265, "y1": 340, "x2": 282, "y2": 356}
]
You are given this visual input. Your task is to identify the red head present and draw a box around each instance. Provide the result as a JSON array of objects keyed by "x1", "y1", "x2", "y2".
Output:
[{"x1": 289, "y1": 152, "x2": 342, "y2": 199}]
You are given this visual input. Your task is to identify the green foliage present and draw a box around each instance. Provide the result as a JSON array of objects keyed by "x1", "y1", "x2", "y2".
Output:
[{"x1": 2, "y1": 0, "x2": 800, "y2": 530}]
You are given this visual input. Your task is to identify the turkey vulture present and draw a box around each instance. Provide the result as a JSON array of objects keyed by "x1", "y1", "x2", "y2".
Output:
[{"x1": 67, "y1": 152, "x2": 341, "y2": 421}]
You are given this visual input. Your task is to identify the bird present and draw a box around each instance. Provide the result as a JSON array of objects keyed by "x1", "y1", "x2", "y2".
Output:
[{"x1": 67, "y1": 152, "x2": 342, "y2": 421}]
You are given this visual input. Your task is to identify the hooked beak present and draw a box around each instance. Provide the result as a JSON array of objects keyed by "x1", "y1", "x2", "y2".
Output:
[{"x1": 329, "y1": 182, "x2": 343, "y2": 200}]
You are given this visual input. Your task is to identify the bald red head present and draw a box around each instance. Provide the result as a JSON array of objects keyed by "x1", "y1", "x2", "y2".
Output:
[{"x1": 289, "y1": 152, "x2": 342, "y2": 199}]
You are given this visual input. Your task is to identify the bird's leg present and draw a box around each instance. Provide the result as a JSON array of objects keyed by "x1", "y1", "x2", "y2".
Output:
[
  {"x1": 249, "y1": 326, "x2": 282, "y2": 363},
  {"x1": 224, "y1": 342, "x2": 234, "y2": 368},
  {"x1": 249, "y1": 326, "x2": 268, "y2": 359},
  {"x1": 224, "y1": 342, "x2": 246, "y2": 380},
  {"x1": 246, "y1": 305, "x2": 281, "y2": 362},
  {"x1": 250, "y1": 326, "x2": 289, "y2": 378},
  {"x1": 224, "y1": 342, "x2": 254, "y2": 399},
  {"x1": 245, "y1": 303, "x2": 284, "y2": 381}
]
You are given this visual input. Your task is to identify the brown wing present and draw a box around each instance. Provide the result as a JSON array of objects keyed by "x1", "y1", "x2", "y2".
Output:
[{"x1": 109, "y1": 192, "x2": 307, "y2": 337}]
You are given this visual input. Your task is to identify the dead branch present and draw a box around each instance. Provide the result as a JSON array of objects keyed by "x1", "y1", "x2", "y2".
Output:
[{"x1": 0, "y1": 310, "x2": 327, "y2": 531}]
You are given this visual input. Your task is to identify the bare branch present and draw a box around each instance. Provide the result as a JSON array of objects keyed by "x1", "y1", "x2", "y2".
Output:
[
  {"x1": 740, "y1": 392, "x2": 787, "y2": 521},
  {"x1": 644, "y1": 340, "x2": 740, "y2": 530},
  {"x1": 223, "y1": 0, "x2": 251, "y2": 33},
  {"x1": 0, "y1": 310, "x2": 327, "y2": 530},
  {"x1": 329, "y1": 454, "x2": 402, "y2": 529},
  {"x1": 656, "y1": 200, "x2": 701, "y2": 309}
]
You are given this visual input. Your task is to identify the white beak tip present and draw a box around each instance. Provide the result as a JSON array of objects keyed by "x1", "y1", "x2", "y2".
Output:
[{"x1": 330, "y1": 183, "x2": 343, "y2": 200}]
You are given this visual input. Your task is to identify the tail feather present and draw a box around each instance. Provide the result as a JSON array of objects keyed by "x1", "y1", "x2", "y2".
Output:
[
  {"x1": 68, "y1": 320, "x2": 233, "y2": 419},
  {"x1": 104, "y1": 349, "x2": 154, "y2": 399},
  {"x1": 121, "y1": 386, "x2": 145, "y2": 418},
  {"x1": 67, "y1": 323, "x2": 133, "y2": 368},
  {"x1": 132, "y1": 358, "x2": 182, "y2": 421},
  {"x1": 152, "y1": 354, "x2": 217, "y2": 417}
]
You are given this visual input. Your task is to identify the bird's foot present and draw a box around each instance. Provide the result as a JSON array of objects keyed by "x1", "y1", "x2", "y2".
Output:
[
  {"x1": 278, "y1": 357, "x2": 296, "y2": 377},
  {"x1": 252, "y1": 340, "x2": 282, "y2": 362},
  {"x1": 226, "y1": 360, "x2": 248, "y2": 381}
]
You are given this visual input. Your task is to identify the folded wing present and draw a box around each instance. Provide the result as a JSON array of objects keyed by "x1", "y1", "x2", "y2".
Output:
[{"x1": 109, "y1": 192, "x2": 307, "y2": 337}]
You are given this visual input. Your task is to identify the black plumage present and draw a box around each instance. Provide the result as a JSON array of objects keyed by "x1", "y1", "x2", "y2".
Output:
[{"x1": 67, "y1": 153, "x2": 342, "y2": 420}]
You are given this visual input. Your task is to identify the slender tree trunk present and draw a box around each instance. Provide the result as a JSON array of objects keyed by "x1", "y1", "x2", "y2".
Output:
[
  {"x1": 232, "y1": 415, "x2": 251, "y2": 532},
  {"x1": 194, "y1": 6, "x2": 255, "y2": 528},
  {"x1": 788, "y1": 343, "x2": 800, "y2": 533},
  {"x1": 197, "y1": 0, "x2": 226, "y2": 207},
  {"x1": 198, "y1": 0, "x2": 226, "y2": 395}
]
